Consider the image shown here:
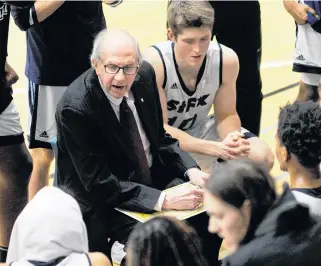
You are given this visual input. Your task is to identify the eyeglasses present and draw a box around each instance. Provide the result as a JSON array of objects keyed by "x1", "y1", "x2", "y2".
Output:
[{"x1": 98, "y1": 57, "x2": 139, "y2": 75}]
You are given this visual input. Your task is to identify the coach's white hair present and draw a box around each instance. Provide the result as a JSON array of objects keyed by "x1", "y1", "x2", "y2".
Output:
[{"x1": 90, "y1": 29, "x2": 142, "y2": 64}]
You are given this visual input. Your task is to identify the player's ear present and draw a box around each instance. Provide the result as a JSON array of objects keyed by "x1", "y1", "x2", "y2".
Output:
[{"x1": 167, "y1": 28, "x2": 175, "y2": 42}]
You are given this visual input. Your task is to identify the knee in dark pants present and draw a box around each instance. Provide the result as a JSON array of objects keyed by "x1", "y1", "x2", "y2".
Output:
[
  {"x1": 0, "y1": 143, "x2": 32, "y2": 233},
  {"x1": 0, "y1": 143, "x2": 32, "y2": 189},
  {"x1": 236, "y1": 96, "x2": 262, "y2": 136}
]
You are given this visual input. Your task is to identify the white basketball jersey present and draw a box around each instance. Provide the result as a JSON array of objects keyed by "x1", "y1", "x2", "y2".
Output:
[
  {"x1": 153, "y1": 41, "x2": 222, "y2": 135},
  {"x1": 293, "y1": 0, "x2": 321, "y2": 71}
]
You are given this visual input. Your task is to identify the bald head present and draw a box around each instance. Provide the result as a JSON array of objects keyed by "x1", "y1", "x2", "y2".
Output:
[{"x1": 90, "y1": 29, "x2": 142, "y2": 64}]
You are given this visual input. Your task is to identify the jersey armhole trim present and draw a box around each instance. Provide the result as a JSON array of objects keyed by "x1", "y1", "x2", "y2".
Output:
[
  {"x1": 85, "y1": 253, "x2": 92, "y2": 266},
  {"x1": 152, "y1": 45, "x2": 167, "y2": 89},
  {"x1": 218, "y1": 43, "x2": 223, "y2": 87}
]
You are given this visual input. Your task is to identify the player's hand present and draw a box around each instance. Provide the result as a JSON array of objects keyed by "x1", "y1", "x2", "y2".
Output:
[
  {"x1": 222, "y1": 132, "x2": 250, "y2": 157},
  {"x1": 283, "y1": 1, "x2": 318, "y2": 25},
  {"x1": 205, "y1": 141, "x2": 237, "y2": 160},
  {"x1": 187, "y1": 168, "x2": 209, "y2": 188},
  {"x1": 162, "y1": 186, "x2": 203, "y2": 210},
  {"x1": 5, "y1": 62, "x2": 19, "y2": 88},
  {"x1": 102, "y1": 0, "x2": 123, "y2": 7}
]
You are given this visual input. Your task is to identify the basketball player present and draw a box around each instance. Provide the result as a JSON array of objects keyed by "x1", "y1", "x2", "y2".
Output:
[
  {"x1": 0, "y1": 1, "x2": 33, "y2": 262},
  {"x1": 284, "y1": 0, "x2": 321, "y2": 102},
  {"x1": 144, "y1": 1, "x2": 274, "y2": 172}
]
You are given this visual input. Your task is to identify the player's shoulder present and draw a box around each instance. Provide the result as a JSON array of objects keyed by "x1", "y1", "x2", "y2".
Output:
[
  {"x1": 220, "y1": 44, "x2": 238, "y2": 60},
  {"x1": 143, "y1": 42, "x2": 171, "y2": 79},
  {"x1": 213, "y1": 43, "x2": 238, "y2": 67},
  {"x1": 144, "y1": 46, "x2": 162, "y2": 64},
  {"x1": 143, "y1": 41, "x2": 171, "y2": 63}
]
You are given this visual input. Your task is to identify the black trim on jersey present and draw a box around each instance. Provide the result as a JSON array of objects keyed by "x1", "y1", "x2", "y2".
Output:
[
  {"x1": 0, "y1": 133, "x2": 24, "y2": 146},
  {"x1": 196, "y1": 56, "x2": 207, "y2": 88},
  {"x1": 218, "y1": 43, "x2": 223, "y2": 87},
  {"x1": 0, "y1": 88, "x2": 13, "y2": 115},
  {"x1": 27, "y1": 81, "x2": 52, "y2": 150},
  {"x1": 292, "y1": 187, "x2": 321, "y2": 199},
  {"x1": 85, "y1": 253, "x2": 92, "y2": 266},
  {"x1": 28, "y1": 137, "x2": 52, "y2": 149},
  {"x1": 171, "y1": 42, "x2": 207, "y2": 97},
  {"x1": 243, "y1": 131, "x2": 256, "y2": 139},
  {"x1": 28, "y1": 256, "x2": 66, "y2": 265},
  {"x1": 152, "y1": 45, "x2": 167, "y2": 89},
  {"x1": 28, "y1": 80, "x2": 39, "y2": 146},
  {"x1": 293, "y1": 63, "x2": 321, "y2": 74}
]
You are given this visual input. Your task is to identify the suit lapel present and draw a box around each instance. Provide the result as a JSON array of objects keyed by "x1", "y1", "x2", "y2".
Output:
[
  {"x1": 87, "y1": 69, "x2": 135, "y2": 163},
  {"x1": 131, "y1": 74, "x2": 158, "y2": 149}
]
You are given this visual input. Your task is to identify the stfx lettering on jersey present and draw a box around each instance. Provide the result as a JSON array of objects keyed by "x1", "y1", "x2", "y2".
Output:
[{"x1": 167, "y1": 94, "x2": 210, "y2": 131}]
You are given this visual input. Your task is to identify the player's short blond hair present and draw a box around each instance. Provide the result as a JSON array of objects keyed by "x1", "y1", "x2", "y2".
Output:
[{"x1": 167, "y1": 1, "x2": 214, "y2": 38}]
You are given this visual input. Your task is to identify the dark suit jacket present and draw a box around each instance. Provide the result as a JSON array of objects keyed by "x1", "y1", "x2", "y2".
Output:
[{"x1": 55, "y1": 61, "x2": 198, "y2": 235}]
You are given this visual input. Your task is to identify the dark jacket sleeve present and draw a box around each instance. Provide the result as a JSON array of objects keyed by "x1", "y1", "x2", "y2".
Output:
[
  {"x1": 57, "y1": 106, "x2": 161, "y2": 213},
  {"x1": 11, "y1": 4, "x2": 37, "y2": 31}
]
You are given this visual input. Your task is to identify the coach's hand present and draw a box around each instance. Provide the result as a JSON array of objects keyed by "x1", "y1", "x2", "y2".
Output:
[{"x1": 162, "y1": 186, "x2": 203, "y2": 210}]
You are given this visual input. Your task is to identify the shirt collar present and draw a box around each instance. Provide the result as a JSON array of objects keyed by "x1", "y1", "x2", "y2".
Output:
[{"x1": 98, "y1": 77, "x2": 128, "y2": 107}]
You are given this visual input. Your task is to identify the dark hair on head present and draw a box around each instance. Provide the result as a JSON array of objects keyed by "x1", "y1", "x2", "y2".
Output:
[
  {"x1": 167, "y1": 1, "x2": 214, "y2": 38},
  {"x1": 277, "y1": 101, "x2": 321, "y2": 174},
  {"x1": 206, "y1": 159, "x2": 276, "y2": 239},
  {"x1": 127, "y1": 216, "x2": 209, "y2": 266}
]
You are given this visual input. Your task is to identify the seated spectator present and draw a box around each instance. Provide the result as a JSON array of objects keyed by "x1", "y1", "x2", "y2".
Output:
[
  {"x1": 204, "y1": 158, "x2": 321, "y2": 266},
  {"x1": 5, "y1": 187, "x2": 111, "y2": 266},
  {"x1": 276, "y1": 101, "x2": 321, "y2": 216},
  {"x1": 126, "y1": 216, "x2": 209, "y2": 266},
  {"x1": 55, "y1": 29, "x2": 221, "y2": 265}
]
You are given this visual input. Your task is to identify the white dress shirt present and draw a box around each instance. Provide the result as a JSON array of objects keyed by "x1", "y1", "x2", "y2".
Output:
[{"x1": 100, "y1": 81, "x2": 165, "y2": 211}]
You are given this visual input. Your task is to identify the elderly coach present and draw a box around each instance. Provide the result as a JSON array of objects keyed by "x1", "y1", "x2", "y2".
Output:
[{"x1": 55, "y1": 29, "x2": 221, "y2": 264}]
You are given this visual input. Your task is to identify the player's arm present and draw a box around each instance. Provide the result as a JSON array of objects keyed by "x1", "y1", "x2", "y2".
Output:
[
  {"x1": 4, "y1": 61, "x2": 19, "y2": 88},
  {"x1": 143, "y1": 48, "x2": 234, "y2": 159},
  {"x1": 213, "y1": 45, "x2": 241, "y2": 140},
  {"x1": 88, "y1": 252, "x2": 112, "y2": 266},
  {"x1": 283, "y1": 0, "x2": 317, "y2": 25},
  {"x1": 34, "y1": 0, "x2": 65, "y2": 23},
  {"x1": 11, "y1": 0, "x2": 64, "y2": 31}
]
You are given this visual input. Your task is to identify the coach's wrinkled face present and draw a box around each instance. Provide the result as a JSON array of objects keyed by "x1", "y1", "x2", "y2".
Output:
[{"x1": 93, "y1": 42, "x2": 139, "y2": 99}]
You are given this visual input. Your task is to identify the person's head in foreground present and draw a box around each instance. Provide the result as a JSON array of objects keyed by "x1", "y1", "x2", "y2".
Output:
[
  {"x1": 91, "y1": 29, "x2": 142, "y2": 99},
  {"x1": 5, "y1": 187, "x2": 110, "y2": 266},
  {"x1": 275, "y1": 100, "x2": 321, "y2": 186},
  {"x1": 126, "y1": 216, "x2": 209, "y2": 266},
  {"x1": 204, "y1": 159, "x2": 276, "y2": 253},
  {"x1": 167, "y1": 1, "x2": 214, "y2": 67}
]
